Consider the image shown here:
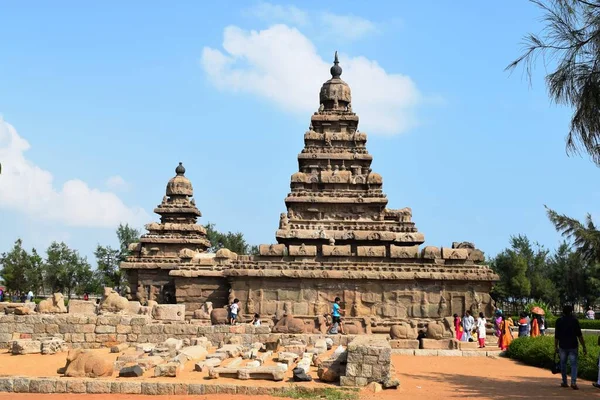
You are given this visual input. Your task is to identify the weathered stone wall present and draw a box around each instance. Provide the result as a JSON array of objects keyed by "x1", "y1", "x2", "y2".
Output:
[
  {"x1": 174, "y1": 276, "x2": 229, "y2": 318},
  {"x1": 340, "y1": 336, "x2": 392, "y2": 387},
  {"x1": 229, "y1": 277, "x2": 494, "y2": 322},
  {"x1": 0, "y1": 314, "x2": 358, "y2": 350}
]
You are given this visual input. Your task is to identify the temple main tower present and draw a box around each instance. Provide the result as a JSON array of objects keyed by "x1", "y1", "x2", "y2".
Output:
[{"x1": 277, "y1": 52, "x2": 423, "y2": 252}]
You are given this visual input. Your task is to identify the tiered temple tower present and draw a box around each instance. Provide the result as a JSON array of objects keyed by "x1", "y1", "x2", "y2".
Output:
[
  {"x1": 123, "y1": 162, "x2": 211, "y2": 303},
  {"x1": 276, "y1": 52, "x2": 423, "y2": 252}
]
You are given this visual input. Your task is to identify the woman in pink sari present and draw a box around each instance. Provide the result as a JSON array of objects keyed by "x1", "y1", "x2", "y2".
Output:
[
  {"x1": 453, "y1": 313, "x2": 462, "y2": 340},
  {"x1": 494, "y1": 310, "x2": 502, "y2": 337}
]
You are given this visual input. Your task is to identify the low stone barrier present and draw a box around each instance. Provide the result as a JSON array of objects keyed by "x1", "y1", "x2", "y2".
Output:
[
  {"x1": 0, "y1": 376, "x2": 332, "y2": 395},
  {"x1": 0, "y1": 314, "x2": 360, "y2": 349}
]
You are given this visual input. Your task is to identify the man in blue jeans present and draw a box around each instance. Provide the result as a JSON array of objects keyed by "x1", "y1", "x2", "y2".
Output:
[{"x1": 555, "y1": 305, "x2": 587, "y2": 390}]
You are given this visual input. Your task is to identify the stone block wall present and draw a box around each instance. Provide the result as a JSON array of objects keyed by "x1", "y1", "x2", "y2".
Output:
[
  {"x1": 0, "y1": 314, "x2": 359, "y2": 350},
  {"x1": 340, "y1": 336, "x2": 392, "y2": 387}
]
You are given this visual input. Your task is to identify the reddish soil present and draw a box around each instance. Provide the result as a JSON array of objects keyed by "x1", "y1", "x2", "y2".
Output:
[{"x1": 0, "y1": 351, "x2": 598, "y2": 399}]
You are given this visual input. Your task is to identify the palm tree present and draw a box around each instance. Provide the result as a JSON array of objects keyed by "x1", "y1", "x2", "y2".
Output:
[
  {"x1": 545, "y1": 205, "x2": 600, "y2": 262},
  {"x1": 507, "y1": 0, "x2": 600, "y2": 166}
]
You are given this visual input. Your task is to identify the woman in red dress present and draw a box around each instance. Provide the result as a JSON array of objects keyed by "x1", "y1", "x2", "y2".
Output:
[{"x1": 454, "y1": 313, "x2": 462, "y2": 340}]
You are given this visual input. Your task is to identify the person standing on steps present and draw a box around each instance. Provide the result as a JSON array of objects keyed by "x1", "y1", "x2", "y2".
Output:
[
  {"x1": 461, "y1": 310, "x2": 475, "y2": 342},
  {"x1": 329, "y1": 297, "x2": 345, "y2": 335},
  {"x1": 555, "y1": 305, "x2": 587, "y2": 390},
  {"x1": 476, "y1": 312, "x2": 487, "y2": 348}
]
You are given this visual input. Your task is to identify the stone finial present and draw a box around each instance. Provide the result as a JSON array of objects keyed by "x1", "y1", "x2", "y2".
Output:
[
  {"x1": 175, "y1": 162, "x2": 186, "y2": 176},
  {"x1": 330, "y1": 51, "x2": 342, "y2": 79}
]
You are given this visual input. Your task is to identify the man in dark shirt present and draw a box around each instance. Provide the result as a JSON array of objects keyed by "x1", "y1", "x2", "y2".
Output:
[{"x1": 555, "y1": 305, "x2": 587, "y2": 390}]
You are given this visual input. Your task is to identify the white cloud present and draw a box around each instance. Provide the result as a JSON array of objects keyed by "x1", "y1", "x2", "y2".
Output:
[
  {"x1": 245, "y1": 2, "x2": 378, "y2": 41},
  {"x1": 319, "y1": 12, "x2": 378, "y2": 40},
  {"x1": 245, "y1": 1, "x2": 308, "y2": 26},
  {"x1": 105, "y1": 175, "x2": 128, "y2": 191},
  {"x1": 201, "y1": 25, "x2": 422, "y2": 135},
  {"x1": 0, "y1": 118, "x2": 149, "y2": 228}
]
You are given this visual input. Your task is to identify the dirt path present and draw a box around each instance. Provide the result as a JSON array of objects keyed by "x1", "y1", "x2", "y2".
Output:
[{"x1": 0, "y1": 355, "x2": 598, "y2": 399}]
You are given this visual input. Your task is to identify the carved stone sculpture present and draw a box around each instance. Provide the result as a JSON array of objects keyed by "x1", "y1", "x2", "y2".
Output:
[
  {"x1": 389, "y1": 323, "x2": 417, "y2": 340},
  {"x1": 193, "y1": 302, "x2": 213, "y2": 319},
  {"x1": 59, "y1": 349, "x2": 113, "y2": 378},
  {"x1": 37, "y1": 293, "x2": 67, "y2": 314},
  {"x1": 272, "y1": 314, "x2": 305, "y2": 333},
  {"x1": 136, "y1": 284, "x2": 147, "y2": 305},
  {"x1": 426, "y1": 321, "x2": 446, "y2": 340},
  {"x1": 279, "y1": 213, "x2": 289, "y2": 229},
  {"x1": 99, "y1": 287, "x2": 129, "y2": 313},
  {"x1": 210, "y1": 307, "x2": 229, "y2": 325}
]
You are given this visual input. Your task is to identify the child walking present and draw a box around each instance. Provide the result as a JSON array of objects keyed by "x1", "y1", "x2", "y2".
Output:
[{"x1": 229, "y1": 298, "x2": 240, "y2": 325}]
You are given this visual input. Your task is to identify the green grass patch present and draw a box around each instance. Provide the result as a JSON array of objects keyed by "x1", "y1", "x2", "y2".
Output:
[
  {"x1": 274, "y1": 386, "x2": 359, "y2": 400},
  {"x1": 506, "y1": 335, "x2": 600, "y2": 381}
]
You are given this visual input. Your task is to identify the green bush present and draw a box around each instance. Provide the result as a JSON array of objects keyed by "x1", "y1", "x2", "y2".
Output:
[
  {"x1": 507, "y1": 335, "x2": 600, "y2": 381},
  {"x1": 545, "y1": 318, "x2": 600, "y2": 330}
]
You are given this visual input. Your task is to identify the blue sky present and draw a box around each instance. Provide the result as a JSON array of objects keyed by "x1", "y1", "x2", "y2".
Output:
[{"x1": 1, "y1": 1, "x2": 599, "y2": 265}]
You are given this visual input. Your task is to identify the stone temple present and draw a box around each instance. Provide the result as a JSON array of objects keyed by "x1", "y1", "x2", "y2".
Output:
[{"x1": 122, "y1": 53, "x2": 498, "y2": 331}]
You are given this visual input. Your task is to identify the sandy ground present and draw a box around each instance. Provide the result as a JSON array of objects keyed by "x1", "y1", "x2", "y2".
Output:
[{"x1": 0, "y1": 351, "x2": 598, "y2": 399}]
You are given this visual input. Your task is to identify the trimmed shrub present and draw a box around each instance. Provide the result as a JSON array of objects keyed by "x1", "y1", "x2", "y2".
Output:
[
  {"x1": 507, "y1": 335, "x2": 600, "y2": 381},
  {"x1": 545, "y1": 318, "x2": 600, "y2": 330}
]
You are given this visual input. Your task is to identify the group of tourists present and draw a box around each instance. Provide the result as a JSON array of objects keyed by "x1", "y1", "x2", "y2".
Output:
[{"x1": 453, "y1": 311, "x2": 488, "y2": 347}]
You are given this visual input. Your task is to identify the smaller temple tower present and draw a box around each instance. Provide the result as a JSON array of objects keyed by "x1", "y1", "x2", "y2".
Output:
[{"x1": 123, "y1": 162, "x2": 211, "y2": 303}]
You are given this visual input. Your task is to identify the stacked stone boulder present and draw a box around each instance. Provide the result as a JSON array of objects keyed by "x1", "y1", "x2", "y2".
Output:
[{"x1": 340, "y1": 336, "x2": 397, "y2": 388}]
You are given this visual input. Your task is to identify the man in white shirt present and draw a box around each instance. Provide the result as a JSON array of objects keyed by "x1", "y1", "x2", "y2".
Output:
[{"x1": 461, "y1": 310, "x2": 475, "y2": 341}]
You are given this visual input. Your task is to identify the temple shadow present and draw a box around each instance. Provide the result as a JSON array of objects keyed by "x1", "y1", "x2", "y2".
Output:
[{"x1": 402, "y1": 372, "x2": 600, "y2": 399}]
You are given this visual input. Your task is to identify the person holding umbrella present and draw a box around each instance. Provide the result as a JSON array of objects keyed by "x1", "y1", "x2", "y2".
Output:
[{"x1": 530, "y1": 306, "x2": 545, "y2": 338}]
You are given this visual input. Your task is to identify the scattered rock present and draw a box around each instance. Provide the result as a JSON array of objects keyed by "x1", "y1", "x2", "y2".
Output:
[
  {"x1": 383, "y1": 375, "x2": 400, "y2": 389},
  {"x1": 110, "y1": 343, "x2": 129, "y2": 353},
  {"x1": 194, "y1": 358, "x2": 221, "y2": 372},
  {"x1": 191, "y1": 337, "x2": 209, "y2": 347},
  {"x1": 12, "y1": 340, "x2": 42, "y2": 355},
  {"x1": 178, "y1": 345, "x2": 208, "y2": 361},
  {"x1": 119, "y1": 365, "x2": 144, "y2": 378},
  {"x1": 154, "y1": 362, "x2": 179, "y2": 377},
  {"x1": 292, "y1": 367, "x2": 312, "y2": 382},
  {"x1": 367, "y1": 382, "x2": 383, "y2": 393},
  {"x1": 137, "y1": 356, "x2": 165, "y2": 370},
  {"x1": 325, "y1": 338, "x2": 334, "y2": 350},
  {"x1": 14, "y1": 306, "x2": 33, "y2": 315},
  {"x1": 163, "y1": 338, "x2": 183, "y2": 351},
  {"x1": 135, "y1": 343, "x2": 156, "y2": 353},
  {"x1": 41, "y1": 338, "x2": 67, "y2": 355},
  {"x1": 206, "y1": 352, "x2": 228, "y2": 361}
]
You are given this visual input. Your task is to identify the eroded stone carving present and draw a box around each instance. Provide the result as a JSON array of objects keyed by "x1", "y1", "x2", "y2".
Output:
[
  {"x1": 99, "y1": 287, "x2": 129, "y2": 313},
  {"x1": 37, "y1": 293, "x2": 67, "y2": 314}
]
